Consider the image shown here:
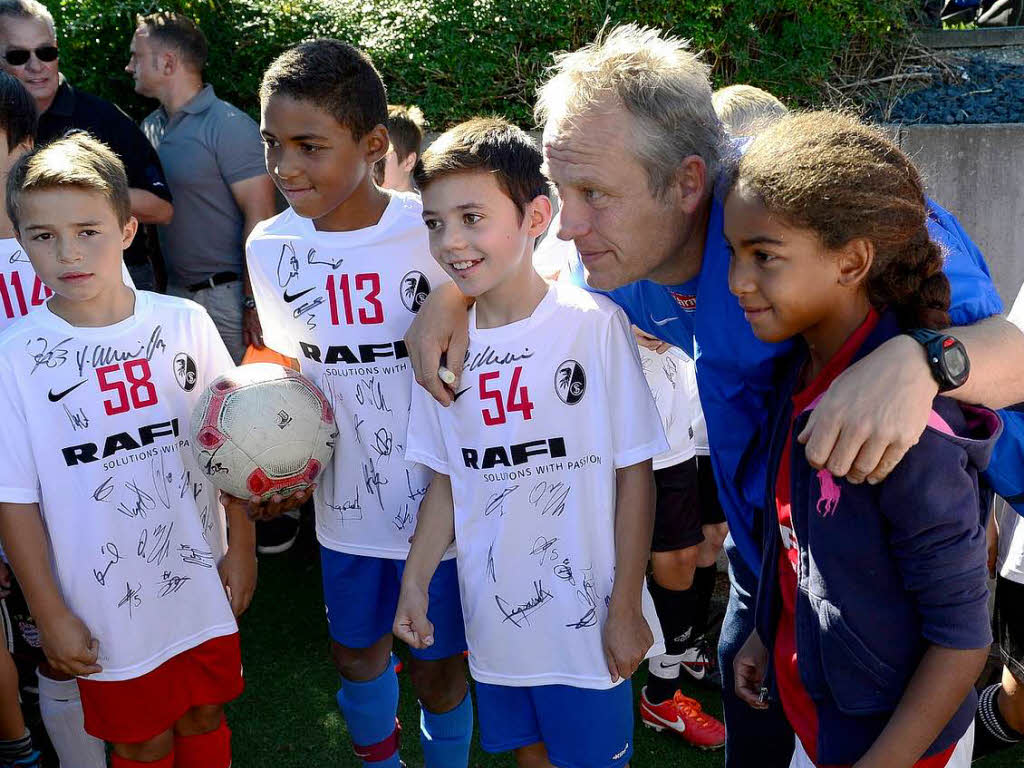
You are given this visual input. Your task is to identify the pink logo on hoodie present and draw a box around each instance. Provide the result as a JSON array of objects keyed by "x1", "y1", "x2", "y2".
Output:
[{"x1": 816, "y1": 469, "x2": 841, "y2": 517}]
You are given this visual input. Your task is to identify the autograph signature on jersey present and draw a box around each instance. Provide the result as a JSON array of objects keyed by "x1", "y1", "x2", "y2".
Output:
[
  {"x1": 495, "y1": 580, "x2": 553, "y2": 628},
  {"x1": 485, "y1": 485, "x2": 519, "y2": 517},
  {"x1": 277, "y1": 241, "x2": 343, "y2": 288},
  {"x1": 464, "y1": 345, "x2": 534, "y2": 373},
  {"x1": 361, "y1": 459, "x2": 389, "y2": 512},
  {"x1": 26, "y1": 336, "x2": 71, "y2": 374},
  {"x1": 76, "y1": 326, "x2": 166, "y2": 377},
  {"x1": 529, "y1": 481, "x2": 571, "y2": 517},
  {"x1": 355, "y1": 377, "x2": 392, "y2": 414},
  {"x1": 327, "y1": 483, "x2": 364, "y2": 525},
  {"x1": 118, "y1": 582, "x2": 143, "y2": 618},
  {"x1": 566, "y1": 567, "x2": 601, "y2": 630},
  {"x1": 92, "y1": 542, "x2": 122, "y2": 586},
  {"x1": 158, "y1": 571, "x2": 191, "y2": 598}
]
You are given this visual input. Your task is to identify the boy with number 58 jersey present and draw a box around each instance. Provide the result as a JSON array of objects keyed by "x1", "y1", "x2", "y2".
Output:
[
  {"x1": 395, "y1": 118, "x2": 667, "y2": 768},
  {"x1": 0, "y1": 133, "x2": 253, "y2": 768}
]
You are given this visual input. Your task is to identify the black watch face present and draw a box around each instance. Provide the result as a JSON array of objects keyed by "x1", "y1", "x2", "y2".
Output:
[{"x1": 944, "y1": 345, "x2": 968, "y2": 381}]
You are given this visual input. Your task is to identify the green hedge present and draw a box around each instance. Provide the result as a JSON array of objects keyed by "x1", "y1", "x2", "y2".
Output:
[{"x1": 51, "y1": 0, "x2": 915, "y2": 127}]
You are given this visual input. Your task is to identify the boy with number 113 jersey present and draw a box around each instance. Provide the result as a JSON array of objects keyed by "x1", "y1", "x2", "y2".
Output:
[
  {"x1": 245, "y1": 40, "x2": 471, "y2": 768},
  {"x1": 396, "y1": 119, "x2": 667, "y2": 768},
  {"x1": 0, "y1": 134, "x2": 253, "y2": 768}
]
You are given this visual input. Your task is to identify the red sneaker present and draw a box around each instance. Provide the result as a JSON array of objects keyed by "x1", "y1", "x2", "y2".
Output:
[{"x1": 639, "y1": 687, "x2": 726, "y2": 750}]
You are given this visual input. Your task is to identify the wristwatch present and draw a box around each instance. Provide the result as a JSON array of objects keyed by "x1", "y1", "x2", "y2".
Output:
[
  {"x1": 243, "y1": 296, "x2": 257, "y2": 311},
  {"x1": 906, "y1": 329, "x2": 970, "y2": 392}
]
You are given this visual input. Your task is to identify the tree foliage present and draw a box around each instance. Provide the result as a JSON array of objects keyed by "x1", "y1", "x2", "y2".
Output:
[{"x1": 52, "y1": 0, "x2": 914, "y2": 126}]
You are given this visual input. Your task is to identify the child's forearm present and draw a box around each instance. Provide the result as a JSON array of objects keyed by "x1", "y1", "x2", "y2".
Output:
[
  {"x1": 223, "y1": 496, "x2": 256, "y2": 554},
  {"x1": 401, "y1": 473, "x2": 455, "y2": 592},
  {"x1": 0, "y1": 503, "x2": 68, "y2": 625},
  {"x1": 608, "y1": 460, "x2": 655, "y2": 613},
  {"x1": 854, "y1": 645, "x2": 988, "y2": 768}
]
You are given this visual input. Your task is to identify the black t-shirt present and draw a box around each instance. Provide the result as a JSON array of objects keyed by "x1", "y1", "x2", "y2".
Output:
[{"x1": 38, "y1": 79, "x2": 172, "y2": 268}]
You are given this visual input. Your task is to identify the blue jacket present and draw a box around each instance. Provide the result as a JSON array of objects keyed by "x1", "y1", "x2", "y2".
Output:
[
  {"x1": 753, "y1": 313, "x2": 1000, "y2": 765},
  {"x1": 566, "y1": 197, "x2": 1006, "y2": 576}
]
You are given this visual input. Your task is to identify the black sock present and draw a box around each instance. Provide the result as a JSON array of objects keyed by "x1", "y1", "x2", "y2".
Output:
[
  {"x1": 0, "y1": 729, "x2": 35, "y2": 761},
  {"x1": 646, "y1": 575, "x2": 697, "y2": 704},
  {"x1": 692, "y1": 564, "x2": 717, "y2": 638},
  {"x1": 976, "y1": 682, "x2": 1024, "y2": 756}
]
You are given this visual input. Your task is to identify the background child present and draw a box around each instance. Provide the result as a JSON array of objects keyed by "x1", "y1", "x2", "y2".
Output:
[
  {"x1": 0, "y1": 133, "x2": 253, "y2": 768},
  {"x1": 395, "y1": 117, "x2": 667, "y2": 768},
  {"x1": 979, "y1": 499, "x2": 1024, "y2": 756},
  {"x1": 374, "y1": 104, "x2": 425, "y2": 193},
  {"x1": 729, "y1": 111, "x2": 996, "y2": 768},
  {"x1": 635, "y1": 345, "x2": 725, "y2": 749},
  {"x1": 975, "y1": 266, "x2": 1024, "y2": 759},
  {"x1": 246, "y1": 40, "x2": 472, "y2": 768},
  {"x1": 711, "y1": 84, "x2": 788, "y2": 137}
]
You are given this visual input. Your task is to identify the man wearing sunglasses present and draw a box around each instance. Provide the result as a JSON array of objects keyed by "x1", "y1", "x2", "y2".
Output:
[{"x1": 0, "y1": 0, "x2": 174, "y2": 292}]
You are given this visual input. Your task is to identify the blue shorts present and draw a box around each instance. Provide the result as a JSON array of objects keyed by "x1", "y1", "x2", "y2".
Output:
[
  {"x1": 476, "y1": 681, "x2": 634, "y2": 768},
  {"x1": 320, "y1": 547, "x2": 467, "y2": 661}
]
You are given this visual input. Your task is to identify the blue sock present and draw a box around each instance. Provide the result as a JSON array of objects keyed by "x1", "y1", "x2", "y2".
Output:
[
  {"x1": 420, "y1": 690, "x2": 473, "y2": 768},
  {"x1": 336, "y1": 665, "x2": 402, "y2": 767}
]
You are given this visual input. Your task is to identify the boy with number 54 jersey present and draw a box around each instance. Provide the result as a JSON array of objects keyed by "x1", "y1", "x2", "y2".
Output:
[
  {"x1": 244, "y1": 41, "x2": 472, "y2": 768},
  {"x1": 0, "y1": 133, "x2": 253, "y2": 768},
  {"x1": 396, "y1": 118, "x2": 667, "y2": 768}
]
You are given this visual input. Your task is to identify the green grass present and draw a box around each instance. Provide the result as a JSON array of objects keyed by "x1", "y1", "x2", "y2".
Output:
[{"x1": 228, "y1": 536, "x2": 1024, "y2": 767}]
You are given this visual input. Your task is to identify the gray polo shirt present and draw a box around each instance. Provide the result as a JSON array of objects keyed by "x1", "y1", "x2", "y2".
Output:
[{"x1": 142, "y1": 85, "x2": 267, "y2": 287}]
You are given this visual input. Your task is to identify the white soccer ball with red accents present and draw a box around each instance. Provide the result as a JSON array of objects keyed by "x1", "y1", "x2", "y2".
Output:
[{"x1": 190, "y1": 363, "x2": 336, "y2": 501}]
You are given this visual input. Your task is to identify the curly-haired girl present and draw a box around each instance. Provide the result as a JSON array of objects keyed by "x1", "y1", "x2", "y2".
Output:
[{"x1": 728, "y1": 111, "x2": 1000, "y2": 768}]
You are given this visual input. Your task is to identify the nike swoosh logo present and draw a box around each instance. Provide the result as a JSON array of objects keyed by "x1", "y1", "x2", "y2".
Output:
[
  {"x1": 283, "y1": 286, "x2": 315, "y2": 303},
  {"x1": 651, "y1": 315, "x2": 679, "y2": 326},
  {"x1": 48, "y1": 379, "x2": 87, "y2": 402},
  {"x1": 682, "y1": 663, "x2": 706, "y2": 680},
  {"x1": 658, "y1": 661, "x2": 680, "y2": 670},
  {"x1": 452, "y1": 387, "x2": 471, "y2": 402}
]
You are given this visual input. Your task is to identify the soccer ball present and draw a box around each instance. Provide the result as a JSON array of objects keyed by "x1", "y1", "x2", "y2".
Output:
[{"x1": 190, "y1": 363, "x2": 336, "y2": 501}]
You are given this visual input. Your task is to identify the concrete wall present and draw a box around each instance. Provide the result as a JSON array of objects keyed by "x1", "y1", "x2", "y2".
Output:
[{"x1": 896, "y1": 123, "x2": 1024, "y2": 310}]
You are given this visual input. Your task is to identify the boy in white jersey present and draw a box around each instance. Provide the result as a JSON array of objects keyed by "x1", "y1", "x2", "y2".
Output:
[
  {"x1": 395, "y1": 118, "x2": 667, "y2": 768},
  {"x1": 244, "y1": 40, "x2": 472, "y2": 768},
  {"x1": 0, "y1": 133, "x2": 254, "y2": 768}
]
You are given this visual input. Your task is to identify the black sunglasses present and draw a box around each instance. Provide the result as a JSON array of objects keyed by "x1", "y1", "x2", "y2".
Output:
[{"x1": 3, "y1": 46, "x2": 58, "y2": 66}]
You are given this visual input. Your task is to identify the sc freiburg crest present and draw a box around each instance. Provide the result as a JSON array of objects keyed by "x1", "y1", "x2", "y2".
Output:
[
  {"x1": 555, "y1": 359, "x2": 586, "y2": 405},
  {"x1": 174, "y1": 353, "x2": 197, "y2": 392},
  {"x1": 401, "y1": 271, "x2": 431, "y2": 312}
]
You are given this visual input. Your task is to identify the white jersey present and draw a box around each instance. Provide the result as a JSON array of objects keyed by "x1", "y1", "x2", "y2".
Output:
[
  {"x1": 1009, "y1": 282, "x2": 1024, "y2": 333},
  {"x1": 0, "y1": 238, "x2": 53, "y2": 333},
  {"x1": 247, "y1": 193, "x2": 451, "y2": 558},
  {"x1": 1001, "y1": 288, "x2": 1024, "y2": 581},
  {"x1": 0, "y1": 237, "x2": 135, "y2": 335},
  {"x1": 998, "y1": 498, "x2": 1024, "y2": 585},
  {"x1": 0, "y1": 291, "x2": 237, "y2": 681},
  {"x1": 687, "y1": 358, "x2": 710, "y2": 457},
  {"x1": 406, "y1": 283, "x2": 667, "y2": 689},
  {"x1": 640, "y1": 346, "x2": 696, "y2": 470}
]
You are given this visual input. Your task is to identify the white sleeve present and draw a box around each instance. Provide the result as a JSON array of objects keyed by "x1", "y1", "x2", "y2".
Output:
[
  {"x1": 1009, "y1": 282, "x2": 1024, "y2": 333},
  {"x1": 0, "y1": 356, "x2": 40, "y2": 503},
  {"x1": 404, "y1": 378, "x2": 449, "y2": 475},
  {"x1": 246, "y1": 239, "x2": 299, "y2": 359},
  {"x1": 602, "y1": 309, "x2": 669, "y2": 468}
]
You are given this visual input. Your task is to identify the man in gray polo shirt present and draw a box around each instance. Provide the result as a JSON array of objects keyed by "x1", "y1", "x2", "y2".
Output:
[{"x1": 127, "y1": 11, "x2": 275, "y2": 363}]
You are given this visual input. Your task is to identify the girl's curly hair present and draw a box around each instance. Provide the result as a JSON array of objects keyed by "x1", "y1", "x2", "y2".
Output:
[{"x1": 728, "y1": 111, "x2": 950, "y2": 330}]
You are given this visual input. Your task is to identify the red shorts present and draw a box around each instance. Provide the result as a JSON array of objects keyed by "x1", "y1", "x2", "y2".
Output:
[{"x1": 77, "y1": 633, "x2": 243, "y2": 744}]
